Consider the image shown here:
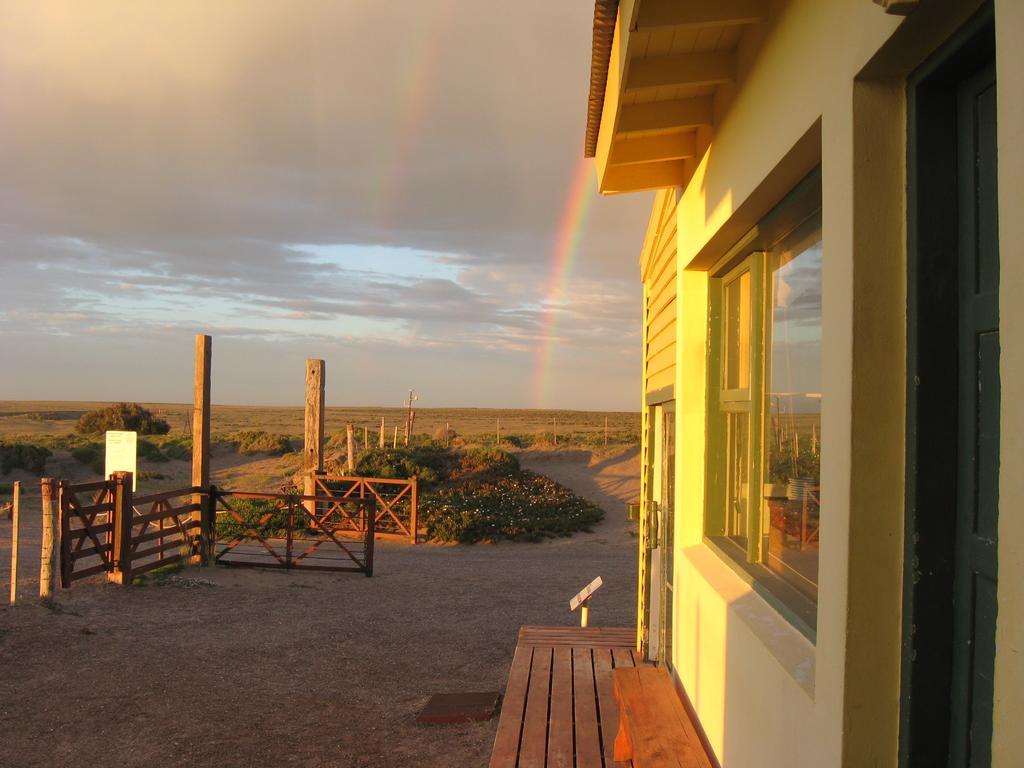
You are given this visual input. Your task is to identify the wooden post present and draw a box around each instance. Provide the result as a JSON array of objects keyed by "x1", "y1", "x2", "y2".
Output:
[
  {"x1": 445, "y1": 422, "x2": 450, "y2": 448},
  {"x1": 408, "y1": 410, "x2": 416, "y2": 445},
  {"x1": 193, "y1": 335, "x2": 212, "y2": 563},
  {"x1": 496, "y1": 417, "x2": 500, "y2": 445},
  {"x1": 304, "y1": 359, "x2": 326, "y2": 474},
  {"x1": 304, "y1": 359, "x2": 325, "y2": 516},
  {"x1": 410, "y1": 476, "x2": 419, "y2": 545},
  {"x1": 109, "y1": 472, "x2": 134, "y2": 584},
  {"x1": 346, "y1": 424, "x2": 355, "y2": 473},
  {"x1": 9, "y1": 481, "x2": 20, "y2": 605},
  {"x1": 553, "y1": 416, "x2": 558, "y2": 447},
  {"x1": 363, "y1": 426, "x2": 368, "y2": 451},
  {"x1": 392, "y1": 426, "x2": 398, "y2": 449},
  {"x1": 605, "y1": 416, "x2": 609, "y2": 447},
  {"x1": 379, "y1": 417, "x2": 385, "y2": 449},
  {"x1": 39, "y1": 478, "x2": 57, "y2": 599}
]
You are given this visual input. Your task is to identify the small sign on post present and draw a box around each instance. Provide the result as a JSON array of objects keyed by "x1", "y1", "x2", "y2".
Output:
[
  {"x1": 570, "y1": 576, "x2": 603, "y2": 628},
  {"x1": 105, "y1": 431, "x2": 138, "y2": 490}
]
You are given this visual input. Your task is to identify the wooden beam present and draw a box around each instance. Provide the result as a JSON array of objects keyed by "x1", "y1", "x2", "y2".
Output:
[
  {"x1": 192, "y1": 335, "x2": 212, "y2": 489},
  {"x1": 304, "y1": 359, "x2": 325, "y2": 474},
  {"x1": 635, "y1": 0, "x2": 766, "y2": 31},
  {"x1": 600, "y1": 159, "x2": 689, "y2": 195},
  {"x1": 610, "y1": 132, "x2": 698, "y2": 166},
  {"x1": 625, "y1": 50, "x2": 734, "y2": 93},
  {"x1": 192, "y1": 334, "x2": 212, "y2": 563},
  {"x1": 618, "y1": 96, "x2": 713, "y2": 134}
]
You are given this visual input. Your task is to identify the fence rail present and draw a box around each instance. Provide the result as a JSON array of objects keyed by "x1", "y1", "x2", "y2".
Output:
[
  {"x1": 55, "y1": 473, "x2": 386, "y2": 585},
  {"x1": 212, "y1": 488, "x2": 374, "y2": 576},
  {"x1": 310, "y1": 474, "x2": 418, "y2": 544}
]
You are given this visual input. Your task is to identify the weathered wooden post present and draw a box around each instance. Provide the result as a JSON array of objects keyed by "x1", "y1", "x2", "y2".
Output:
[
  {"x1": 392, "y1": 426, "x2": 398, "y2": 449},
  {"x1": 39, "y1": 478, "x2": 57, "y2": 599},
  {"x1": 363, "y1": 426, "x2": 368, "y2": 451},
  {"x1": 9, "y1": 481, "x2": 20, "y2": 605},
  {"x1": 553, "y1": 416, "x2": 558, "y2": 447},
  {"x1": 496, "y1": 417, "x2": 501, "y2": 446},
  {"x1": 303, "y1": 359, "x2": 325, "y2": 515},
  {"x1": 346, "y1": 424, "x2": 355, "y2": 473},
  {"x1": 410, "y1": 476, "x2": 419, "y2": 545},
  {"x1": 193, "y1": 335, "x2": 212, "y2": 564},
  {"x1": 109, "y1": 472, "x2": 133, "y2": 584},
  {"x1": 379, "y1": 417, "x2": 385, "y2": 449},
  {"x1": 605, "y1": 416, "x2": 609, "y2": 447},
  {"x1": 445, "y1": 421, "x2": 450, "y2": 448},
  {"x1": 408, "y1": 410, "x2": 416, "y2": 445}
]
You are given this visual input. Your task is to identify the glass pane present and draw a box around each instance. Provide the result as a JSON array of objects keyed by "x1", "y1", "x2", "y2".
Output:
[
  {"x1": 726, "y1": 411, "x2": 749, "y2": 547},
  {"x1": 724, "y1": 271, "x2": 751, "y2": 391},
  {"x1": 763, "y1": 223, "x2": 822, "y2": 603}
]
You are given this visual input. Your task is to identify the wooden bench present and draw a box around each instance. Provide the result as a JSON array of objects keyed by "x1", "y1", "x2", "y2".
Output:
[{"x1": 613, "y1": 667, "x2": 714, "y2": 768}]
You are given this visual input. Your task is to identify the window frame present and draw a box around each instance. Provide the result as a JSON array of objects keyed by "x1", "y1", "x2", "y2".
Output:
[{"x1": 703, "y1": 168, "x2": 823, "y2": 640}]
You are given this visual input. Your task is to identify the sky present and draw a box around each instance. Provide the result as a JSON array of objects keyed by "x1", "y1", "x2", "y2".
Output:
[{"x1": 0, "y1": 1, "x2": 653, "y2": 410}]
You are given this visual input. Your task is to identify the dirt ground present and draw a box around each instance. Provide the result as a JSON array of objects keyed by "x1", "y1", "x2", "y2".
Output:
[{"x1": 0, "y1": 448, "x2": 639, "y2": 768}]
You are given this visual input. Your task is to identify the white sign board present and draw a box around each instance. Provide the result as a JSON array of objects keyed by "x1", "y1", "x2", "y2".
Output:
[
  {"x1": 105, "y1": 431, "x2": 137, "y2": 491},
  {"x1": 570, "y1": 576, "x2": 603, "y2": 611}
]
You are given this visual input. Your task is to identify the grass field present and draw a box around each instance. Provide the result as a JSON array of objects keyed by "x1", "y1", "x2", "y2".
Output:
[{"x1": 0, "y1": 401, "x2": 640, "y2": 443}]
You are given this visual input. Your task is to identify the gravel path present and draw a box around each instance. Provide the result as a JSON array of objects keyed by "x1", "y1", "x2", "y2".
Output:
[{"x1": 0, "y1": 448, "x2": 639, "y2": 767}]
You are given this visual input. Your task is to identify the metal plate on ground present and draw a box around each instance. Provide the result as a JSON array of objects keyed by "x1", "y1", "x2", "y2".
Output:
[{"x1": 416, "y1": 692, "x2": 501, "y2": 724}]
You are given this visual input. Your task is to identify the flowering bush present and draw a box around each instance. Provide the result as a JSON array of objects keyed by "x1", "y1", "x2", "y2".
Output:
[{"x1": 421, "y1": 469, "x2": 602, "y2": 543}]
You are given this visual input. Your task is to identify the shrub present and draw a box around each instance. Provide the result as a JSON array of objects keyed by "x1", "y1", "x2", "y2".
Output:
[
  {"x1": 353, "y1": 446, "x2": 448, "y2": 485},
  {"x1": 421, "y1": 470, "x2": 603, "y2": 543},
  {"x1": 76, "y1": 403, "x2": 171, "y2": 436},
  {"x1": 137, "y1": 439, "x2": 168, "y2": 463},
  {"x1": 161, "y1": 438, "x2": 192, "y2": 461},
  {"x1": 215, "y1": 497, "x2": 307, "y2": 540},
  {"x1": 452, "y1": 447, "x2": 519, "y2": 480},
  {"x1": 70, "y1": 443, "x2": 104, "y2": 474},
  {"x1": 0, "y1": 442, "x2": 52, "y2": 475},
  {"x1": 233, "y1": 431, "x2": 294, "y2": 456}
]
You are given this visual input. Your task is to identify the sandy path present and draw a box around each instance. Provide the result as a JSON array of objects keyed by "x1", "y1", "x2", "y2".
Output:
[{"x1": 0, "y1": 449, "x2": 639, "y2": 768}]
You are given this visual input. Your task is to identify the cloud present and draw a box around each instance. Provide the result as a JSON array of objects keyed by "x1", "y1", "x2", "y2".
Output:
[{"x1": 0, "y1": 0, "x2": 651, "y2": 408}]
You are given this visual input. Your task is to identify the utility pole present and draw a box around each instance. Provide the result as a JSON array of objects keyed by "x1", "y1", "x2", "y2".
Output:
[{"x1": 403, "y1": 389, "x2": 418, "y2": 447}]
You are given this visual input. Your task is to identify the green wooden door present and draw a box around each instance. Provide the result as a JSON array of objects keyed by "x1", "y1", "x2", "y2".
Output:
[{"x1": 950, "y1": 61, "x2": 1000, "y2": 767}]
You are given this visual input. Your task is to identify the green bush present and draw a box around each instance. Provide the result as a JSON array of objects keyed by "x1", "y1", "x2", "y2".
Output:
[
  {"x1": 70, "y1": 443, "x2": 104, "y2": 474},
  {"x1": 452, "y1": 447, "x2": 520, "y2": 480},
  {"x1": 215, "y1": 497, "x2": 307, "y2": 540},
  {"x1": 137, "y1": 439, "x2": 168, "y2": 463},
  {"x1": 161, "y1": 438, "x2": 192, "y2": 461},
  {"x1": 421, "y1": 469, "x2": 603, "y2": 543},
  {"x1": 353, "y1": 446, "x2": 448, "y2": 485},
  {"x1": 76, "y1": 402, "x2": 171, "y2": 436},
  {"x1": 0, "y1": 442, "x2": 52, "y2": 475},
  {"x1": 233, "y1": 431, "x2": 294, "y2": 456}
]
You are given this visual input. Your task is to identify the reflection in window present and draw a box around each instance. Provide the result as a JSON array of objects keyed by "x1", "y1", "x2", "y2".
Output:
[
  {"x1": 764, "y1": 220, "x2": 822, "y2": 603},
  {"x1": 727, "y1": 412, "x2": 750, "y2": 548},
  {"x1": 724, "y1": 271, "x2": 751, "y2": 392}
]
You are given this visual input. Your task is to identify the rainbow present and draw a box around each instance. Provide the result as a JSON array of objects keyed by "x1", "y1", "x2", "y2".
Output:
[
  {"x1": 372, "y1": 5, "x2": 453, "y2": 227},
  {"x1": 530, "y1": 157, "x2": 596, "y2": 408}
]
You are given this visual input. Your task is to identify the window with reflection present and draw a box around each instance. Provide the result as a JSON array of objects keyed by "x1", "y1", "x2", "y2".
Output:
[{"x1": 705, "y1": 168, "x2": 822, "y2": 638}]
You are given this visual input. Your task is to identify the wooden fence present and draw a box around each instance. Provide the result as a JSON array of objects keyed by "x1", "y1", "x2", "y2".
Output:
[
  {"x1": 212, "y1": 488, "x2": 374, "y2": 576},
  {"x1": 310, "y1": 474, "x2": 419, "y2": 544},
  {"x1": 59, "y1": 474, "x2": 209, "y2": 586},
  {"x1": 55, "y1": 473, "x2": 389, "y2": 584}
]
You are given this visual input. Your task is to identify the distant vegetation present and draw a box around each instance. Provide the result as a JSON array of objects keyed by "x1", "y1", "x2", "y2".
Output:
[
  {"x1": 76, "y1": 402, "x2": 171, "y2": 436},
  {"x1": 0, "y1": 442, "x2": 51, "y2": 475},
  {"x1": 339, "y1": 445, "x2": 603, "y2": 543},
  {"x1": 231, "y1": 431, "x2": 294, "y2": 456}
]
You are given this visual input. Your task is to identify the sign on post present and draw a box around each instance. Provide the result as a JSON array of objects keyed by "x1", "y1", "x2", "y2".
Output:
[
  {"x1": 570, "y1": 576, "x2": 603, "y2": 627},
  {"x1": 105, "y1": 431, "x2": 138, "y2": 490}
]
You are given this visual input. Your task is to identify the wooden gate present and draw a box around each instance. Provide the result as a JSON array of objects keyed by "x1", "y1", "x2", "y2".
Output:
[
  {"x1": 59, "y1": 478, "x2": 117, "y2": 586},
  {"x1": 311, "y1": 474, "x2": 418, "y2": 543},
  {"x1": 125, "y1": 486, "x2": 206, "y2": 581},
  {"x1": 212, "y1": 489, "x2": 374, "y2": 576}
]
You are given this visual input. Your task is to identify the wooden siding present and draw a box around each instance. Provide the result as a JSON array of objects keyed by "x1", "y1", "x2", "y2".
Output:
[{"x1": 642, "y1": 189, "x2": 679, "y2": 396}]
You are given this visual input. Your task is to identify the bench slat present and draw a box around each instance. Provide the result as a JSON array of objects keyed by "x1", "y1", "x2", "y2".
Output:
[
  {"x1": 489, "y1": 645, "x2": 533, "y2": 768},
  {"x1": 573, "y1": 647, "x2": 603, "y2": 767},
  {"x1": 519, "y1": 647, "x2": 552, "y2": 768},
  {"x1": 547, "y1": 646, "x2": 574, "y2": 768},
  {"x1": 614, "y1": 667, "x2": 714, "y2": 768}
]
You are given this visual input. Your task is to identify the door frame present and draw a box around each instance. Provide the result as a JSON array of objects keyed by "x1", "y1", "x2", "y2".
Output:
[{"x1": 901, "y1": 7, "x2": 996, "y2": 765}]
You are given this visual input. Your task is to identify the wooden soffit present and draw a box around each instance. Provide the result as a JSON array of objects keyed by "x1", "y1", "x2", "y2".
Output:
[{"x1": 588, "y1": 0, "x2": 769, "y2": 195}]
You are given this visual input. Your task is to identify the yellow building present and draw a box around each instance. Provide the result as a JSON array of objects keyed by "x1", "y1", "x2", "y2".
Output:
[{"x1": 583, "y1": 0, "x2": 1022, "y2": 765}]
